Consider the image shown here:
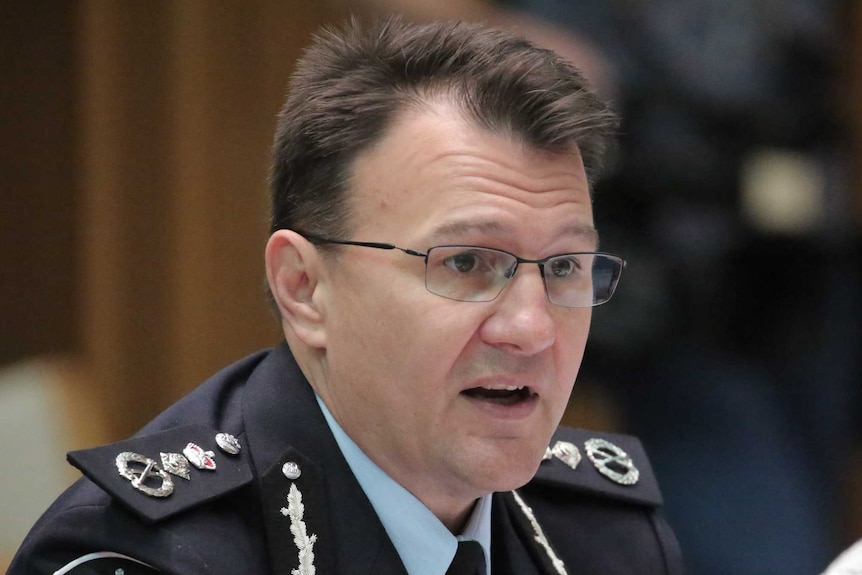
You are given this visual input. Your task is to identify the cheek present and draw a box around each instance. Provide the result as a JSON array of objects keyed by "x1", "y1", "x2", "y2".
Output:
[
  {"x1": 398, "y1": 304, "x2": 485, "y2": 384},
  {"x1": 331, "y1": 280, "x2": 474, "y2": 382},
  {"x1": 555, "y1": 311, "x2": 592, "y2": 375}
]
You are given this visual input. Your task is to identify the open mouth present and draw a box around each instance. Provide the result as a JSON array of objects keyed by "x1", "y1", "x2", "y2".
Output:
[{"x1": 461, "y1": 385, "x2": 536, "y2": 407}]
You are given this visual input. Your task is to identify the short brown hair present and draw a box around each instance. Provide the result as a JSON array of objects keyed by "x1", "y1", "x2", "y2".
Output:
[{"x1": 270, "y1": 16, "x2": 617, "y2": 238}]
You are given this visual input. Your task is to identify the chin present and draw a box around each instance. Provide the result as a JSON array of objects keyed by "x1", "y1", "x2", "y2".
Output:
[
  {"x1": 463, "y1": 431, "x2": 550, "y2": 491},
  {"x1": 480, "y1": 452, "x2": 544, "y2": 493}
]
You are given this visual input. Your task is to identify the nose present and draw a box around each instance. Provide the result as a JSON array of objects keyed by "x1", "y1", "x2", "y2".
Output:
[{"x1": 479, "y1": 264, "x2": 556, "y2": 355}]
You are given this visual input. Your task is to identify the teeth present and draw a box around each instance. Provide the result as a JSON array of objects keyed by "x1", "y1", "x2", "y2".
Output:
[{"x1": 482, "y1": 385, "x2": 524, "y2": 392}]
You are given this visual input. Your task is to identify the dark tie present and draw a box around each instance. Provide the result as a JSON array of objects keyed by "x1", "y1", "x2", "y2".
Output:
[{"x1": 446, "y1": 540, "x2": 486, "y2": 575}]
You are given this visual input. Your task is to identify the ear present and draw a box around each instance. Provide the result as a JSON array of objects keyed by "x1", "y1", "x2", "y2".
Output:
[{"x1": 265, "y1": 230, "x2": 327, "y2": 349}]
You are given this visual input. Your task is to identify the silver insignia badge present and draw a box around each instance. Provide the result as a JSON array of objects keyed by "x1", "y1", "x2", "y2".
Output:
[
  {"x1": 160, "y1": 452, "x2": 191, "y2": 480},
  {"x1": 280, "y1": 483, "x2": 317, "y2": 575},
  {"x1": 282, "y1": 461, "x2": 302, "y2": 480},
  {"x1": 115, "y1": 452, "x2": 174, "y2": 497},
  {"x1": 511, "y1": 490, "x2": 569, "y2": 575},
  {"x1": 549, "y1": 440, "x2": 581, "y2": 470},
  {"x1": 183, "y1": 442, "x2": 216, "y2": 471},
  {"x1": 584, "y1": 438, "x2": 639, "y2": 486},
  {"x1": 215, "y1": 432, "x2": 241, "y2": 455},
  {"x1": 542, "y1": 447, "x2": 553, "y2": 461}
]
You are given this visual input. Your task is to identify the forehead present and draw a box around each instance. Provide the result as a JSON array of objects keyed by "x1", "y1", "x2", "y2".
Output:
[
  {"x1": 346, "y1": 100, "x2": 594, "y2": 249},
  {"x1": 425, "y1": 219, "x2": 598, "y2": 248}
]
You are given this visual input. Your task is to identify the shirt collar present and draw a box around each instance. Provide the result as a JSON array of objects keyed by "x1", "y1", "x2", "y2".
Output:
[{"x1": 317, "y1": 396, "x2": 492, "y2": 575}]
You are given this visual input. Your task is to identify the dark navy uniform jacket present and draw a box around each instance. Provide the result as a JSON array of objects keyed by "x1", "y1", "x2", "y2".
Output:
[{"x1": 9, "y1": 344, "x2": 684, "y2": 574}]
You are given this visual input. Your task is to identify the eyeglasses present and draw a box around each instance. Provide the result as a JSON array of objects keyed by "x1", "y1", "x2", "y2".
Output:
[{"x1": 301, "y1": 233, "x2": 625, "y2": 308}]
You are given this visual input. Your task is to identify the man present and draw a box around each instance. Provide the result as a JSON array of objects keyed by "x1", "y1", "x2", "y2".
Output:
[{"x1": 10, "y1": 18, "x2": 683, "y2": 575}]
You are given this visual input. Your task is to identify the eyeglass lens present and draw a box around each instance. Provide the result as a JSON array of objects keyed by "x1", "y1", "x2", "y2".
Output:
[{"x1": 424, "y1": 246, "x2": 622, "y2": 308}]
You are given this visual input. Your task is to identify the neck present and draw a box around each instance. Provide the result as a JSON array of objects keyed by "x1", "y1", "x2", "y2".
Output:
[{"x1": 436, "y1": 497, "x2": 478, "y2": 534}]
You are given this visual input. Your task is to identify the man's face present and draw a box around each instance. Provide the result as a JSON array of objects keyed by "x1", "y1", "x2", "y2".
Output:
[{"x1": 314, "y1": 100, "x2": 595, "y2": 517}]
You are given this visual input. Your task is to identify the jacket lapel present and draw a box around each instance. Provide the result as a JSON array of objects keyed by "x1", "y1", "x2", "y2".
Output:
[
  {"x1": 243, "y1": 344, "x2": 408, "y2": 575},
  {"x1": 491, "y1": 493, "x2": 542, "y2": 575}
]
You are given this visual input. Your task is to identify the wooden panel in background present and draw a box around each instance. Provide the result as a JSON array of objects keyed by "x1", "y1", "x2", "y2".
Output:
[
  {"x1": 76, "y1": 1, "x2": 338, "y2": 439},
  {"x1": 0, "y1": 2, "x2": 78, "y2": 366}
]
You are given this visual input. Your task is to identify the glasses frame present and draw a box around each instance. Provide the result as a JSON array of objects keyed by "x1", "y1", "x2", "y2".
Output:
[{"x1": 299, "y1": 232, "x2": 625, "y2": 308}]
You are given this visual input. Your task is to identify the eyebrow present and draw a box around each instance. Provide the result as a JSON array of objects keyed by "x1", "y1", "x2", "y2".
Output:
[{"x1": 426, "y1": 220, "x2": 600, "y2": 248}]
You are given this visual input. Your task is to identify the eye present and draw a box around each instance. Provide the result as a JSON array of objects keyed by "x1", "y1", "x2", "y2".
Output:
[
  {"x1": 548, "y1": 256, "x2": 582, "y2": 278},
  {"x1": 443, "y1": 251, "x2": 482, "y2": 273}
]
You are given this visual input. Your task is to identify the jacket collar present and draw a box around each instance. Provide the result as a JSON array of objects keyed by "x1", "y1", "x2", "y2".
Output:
[{"x1": 242, "y1": 343, "x2": 408, "y2": 575}]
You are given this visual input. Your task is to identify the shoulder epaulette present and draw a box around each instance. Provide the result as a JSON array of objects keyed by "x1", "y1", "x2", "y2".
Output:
[
  {"x1": 529, "y1": 426, "x2": 663, "y2": 507},
  {"x1": 67, "y1": 424, "x2": 254, "y2": 524}
]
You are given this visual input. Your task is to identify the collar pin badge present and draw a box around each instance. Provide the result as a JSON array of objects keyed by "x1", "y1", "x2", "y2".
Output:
[
  {"x1": 282, "y1": 461, "x2": 302, "y2": 480},
  {"x1": 584, "y1": 438, "x2": 639, "y2": 486},
  {"x1": 215, "y1": 432, "x2": 241, "y2": 456},
  {"x1": 183, "y1": 442, "x2": 217, "y2": 471},
  {"x1": 160, "y1": 452, "x2": 191, "y2": 480},
  {"x1": 115, "y1": 451, "x2": 174, "y2": 497},
  {"x1": 550, "y1": 440, "x2": 581, "y2": 470}
]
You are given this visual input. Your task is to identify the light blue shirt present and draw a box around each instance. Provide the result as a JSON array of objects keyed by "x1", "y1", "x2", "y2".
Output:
[{"x1": 317, "y1": 396, "x2": 492, "y2": 575}]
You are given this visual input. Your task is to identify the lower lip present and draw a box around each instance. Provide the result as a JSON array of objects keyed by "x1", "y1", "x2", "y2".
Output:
[{"x1": 460, "y1": 392, "x2": 539, "y2": 420}]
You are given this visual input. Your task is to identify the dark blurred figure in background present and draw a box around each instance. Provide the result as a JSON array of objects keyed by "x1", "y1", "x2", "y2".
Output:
[
  {"x1": 346, "y1": 1, "x2": 862, "y2": 573},
  {"x1": 522, "y1": 4, "x2": 861, "y2": 575}
]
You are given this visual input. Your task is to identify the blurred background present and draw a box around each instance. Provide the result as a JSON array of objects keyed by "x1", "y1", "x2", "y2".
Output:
[{"x1": 2, "y1": 1, "x2": 861, "y2": 573}]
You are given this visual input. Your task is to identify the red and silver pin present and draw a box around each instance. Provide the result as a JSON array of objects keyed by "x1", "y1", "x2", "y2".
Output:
[{"x1": 183, "y1": 442, "x2": 216, "y2": 471}]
